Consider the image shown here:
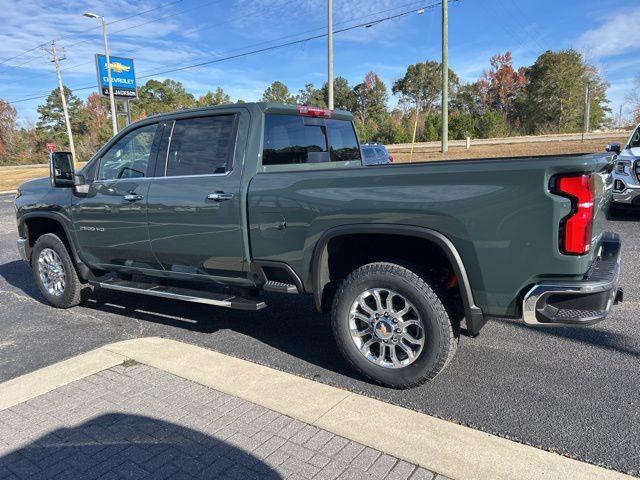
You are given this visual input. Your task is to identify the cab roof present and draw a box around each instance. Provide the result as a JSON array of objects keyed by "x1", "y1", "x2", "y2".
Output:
[{"x1": 144, "y1": 102, "x2": 354, "y2": 122}]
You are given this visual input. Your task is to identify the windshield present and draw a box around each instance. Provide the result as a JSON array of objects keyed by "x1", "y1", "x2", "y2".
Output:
[{"x1": 628, "y1": 125, "x2": 640, "y2": 149}]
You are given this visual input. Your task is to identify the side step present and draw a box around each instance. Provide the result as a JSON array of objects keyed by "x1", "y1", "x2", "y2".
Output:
[
  {"x1": 263, "y1": 280, "x2": 298, "y2": 294},
  {"x1": 91, "y1": 278, "x2": 267, "y2": 311}
]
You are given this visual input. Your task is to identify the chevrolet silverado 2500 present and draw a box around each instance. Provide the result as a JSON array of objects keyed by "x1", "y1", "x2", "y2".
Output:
[{"x1": 14, "y1": 103, "x2": 623, "y2": 388}]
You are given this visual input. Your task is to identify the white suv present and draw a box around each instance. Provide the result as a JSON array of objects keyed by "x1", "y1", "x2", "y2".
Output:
[{"x1": 610, "y1": 124, "x2": 640, "y2": 211}]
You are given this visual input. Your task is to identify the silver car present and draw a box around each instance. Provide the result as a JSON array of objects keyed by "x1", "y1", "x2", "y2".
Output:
[
  {"x1": 609, "y1": 124, "x2": 640, "y2": 210},
  {"x1": 361, "y1": 143, "x2": 393, "y2": 166}
]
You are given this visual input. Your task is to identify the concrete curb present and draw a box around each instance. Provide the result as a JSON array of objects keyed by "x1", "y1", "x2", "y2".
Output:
[
  {"x1": 0, "y1": 348, "x2": 125, "y2": 411},
  {"x1": 0, "y1": 190, "x2": 16, "y2": 196},
  {"x1": 0, "y1": 337, "x2": 633, "y2": 480}
]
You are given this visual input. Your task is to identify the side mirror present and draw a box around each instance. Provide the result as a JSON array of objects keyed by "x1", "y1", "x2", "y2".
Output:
[
  {"x1": 605, "y1": 142, "x2": 621, "y2": 155},
  {"x1": 48, "y1": 151, "x2": 75, "y2": 188}
]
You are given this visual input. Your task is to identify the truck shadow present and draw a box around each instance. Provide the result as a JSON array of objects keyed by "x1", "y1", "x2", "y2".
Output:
[
  {"x1": 0, "y1": 259, "x2": 356, "y2": 380},
  {"x1": 3, "y1": 259, "x2": 638, "y2": 381},
  {"x1": 0, "y1": 413, "x2": 283, "y2": 479}
]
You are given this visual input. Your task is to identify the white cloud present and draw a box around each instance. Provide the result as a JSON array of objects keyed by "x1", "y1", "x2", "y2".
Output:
[{"x1": 576, "y1": 7, "x2": 640, "y2": 59}]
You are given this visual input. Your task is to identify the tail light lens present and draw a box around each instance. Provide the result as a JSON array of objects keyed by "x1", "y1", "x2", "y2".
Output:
[
  {"x1": 388, "y1": 154, "x2": 394, "y2": 163},
  {"x1": 551, "y1": 174, "x2": 595, "y2": 255}
]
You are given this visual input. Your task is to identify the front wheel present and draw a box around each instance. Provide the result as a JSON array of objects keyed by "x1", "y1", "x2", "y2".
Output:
[
  {"x1": 331, "y1": 262, "x2": 457, "y2": 389},
  {"x1": 32, "y1": 233, "x2": 91, "y2": 308}
]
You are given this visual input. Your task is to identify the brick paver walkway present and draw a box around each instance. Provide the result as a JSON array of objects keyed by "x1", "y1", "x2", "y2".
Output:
[{"x1": 0, "y1": 362, "x2": 442, "y2": 480}]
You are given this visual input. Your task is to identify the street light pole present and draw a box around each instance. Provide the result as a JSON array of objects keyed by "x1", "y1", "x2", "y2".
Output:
[
  {"x1": 441, "y1": 0, "x2": 448, "y2": 153},
  {"x1": 327, "y1": 0, "x2": 334, "y2": 110},
  {"x1": 85, "y1": 12, "x2": 118, "y2": 136}
]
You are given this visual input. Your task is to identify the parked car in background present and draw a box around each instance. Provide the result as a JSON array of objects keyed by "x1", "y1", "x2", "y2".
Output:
[
  {"x1": 608, "y1": 124, "x2": 640, "y2": 212},
  {"x1": 361, "y1": 142, "x2": 393, "y2": 165}
]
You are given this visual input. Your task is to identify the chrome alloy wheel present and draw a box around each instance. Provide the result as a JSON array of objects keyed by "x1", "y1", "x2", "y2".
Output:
[
  {"x1": 37, "y1": 248, "x2": 66, "y2": 297},
  {"x1": 348, "y1": 288, "x2": 425, "y2": 369}
]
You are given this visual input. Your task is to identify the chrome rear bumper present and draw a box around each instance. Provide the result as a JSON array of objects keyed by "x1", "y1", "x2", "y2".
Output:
[{"x1": 522, "y1": 232, "x2": 622, "y2": 326}]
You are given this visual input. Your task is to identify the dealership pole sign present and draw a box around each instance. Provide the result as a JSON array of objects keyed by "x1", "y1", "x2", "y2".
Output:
[{"x1": 94, "y1": 55, "x2": 137, "y2": 98}]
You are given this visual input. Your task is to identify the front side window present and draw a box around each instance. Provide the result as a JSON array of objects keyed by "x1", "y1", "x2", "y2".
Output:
[
  {"x1": 262, "y1": 114, "x2": 361, "y2": 166},
  {"x1": 165, "y1": 115, "x2": 236, "y2": 177},
  {"x1": 98, "y1": 124, "x2": 157, "y2": 180}
]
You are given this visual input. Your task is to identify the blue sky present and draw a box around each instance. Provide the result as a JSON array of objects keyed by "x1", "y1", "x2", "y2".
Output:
[{"x1": 1, "y1": 0, "x2": 639, "y2": 125}]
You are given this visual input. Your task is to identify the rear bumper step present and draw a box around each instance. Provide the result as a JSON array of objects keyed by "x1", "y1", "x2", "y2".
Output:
[
  {"x1": 91, "y1": 278, "x2": 267, "y2": 311},
  {"x1": 522, "y1": 232, "x2": 622, "y2": 326}
]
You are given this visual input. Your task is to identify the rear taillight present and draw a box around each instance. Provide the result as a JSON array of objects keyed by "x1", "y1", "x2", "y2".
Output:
[
  {"x1": 388, "y1": 154, "x2": 394, "y2": 163},
  {"x1": 551, "y1": 174, "x2": 595, "y2": 255},
  {"x1": 297, "y1": 105, "x2": 333, "y2": 118}
]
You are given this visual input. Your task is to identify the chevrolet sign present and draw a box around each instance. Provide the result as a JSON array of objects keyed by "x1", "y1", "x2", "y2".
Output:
[{"x1": 95, "y1": 54, "x2": 137, "y2": 99}]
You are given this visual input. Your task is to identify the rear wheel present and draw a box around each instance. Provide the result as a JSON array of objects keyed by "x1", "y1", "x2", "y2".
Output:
[
  {"x1": 331, "y1": 262, "x2": 457, "y2": 389},
  {"x1": 32, "y1": 233, "x2": 91, "y2": 308}
]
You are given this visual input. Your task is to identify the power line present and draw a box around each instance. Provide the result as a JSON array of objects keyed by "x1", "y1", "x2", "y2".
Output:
[
  {"x1": 57, "y1": 0, "x2": 309, "y2": 76},
  {"x1": 6, "y1": 1, "x2": 449, "y2": 105},
  {"x1": 0, "y1": 0, "x2": 185, "y2": 67},
  {"x1": 137, "y1": 2, "x2": 446, "y2": 79},
  {"x1": 59, "y1": 0, "x2": 224, "y2": 52}
]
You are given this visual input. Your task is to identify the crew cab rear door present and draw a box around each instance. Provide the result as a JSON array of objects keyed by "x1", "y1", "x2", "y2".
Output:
[{"x1": 146, "y1": 110, "x2": 247, "y2": 280}]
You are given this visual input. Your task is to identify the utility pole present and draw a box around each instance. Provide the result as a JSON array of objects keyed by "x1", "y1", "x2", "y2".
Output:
[
  {"x1": 619, "y1": 104, "x2": 623, "y2": 129},
  {"x1": 84, "y1": 13, "x2": 118, "y2": 136},
  {"x1": 582, "y1": 84, "x2": 590, "y2": 142},
  {"x1": 327, "y1": 0, "x2": 334, "y2": 110},
  {"x1": 45, "y1": 41, "x2": 76, "y2": 164},
  {"x1": 441, "y1": 0, "x2": 448, "y2": 153}
]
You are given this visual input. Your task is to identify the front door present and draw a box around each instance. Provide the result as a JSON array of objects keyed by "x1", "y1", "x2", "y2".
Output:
[
  {"x1": 72, "y1": 122, "x2": 162, "y2": 270},
  {"x1": 146, "y1": 112, "x2": 246, "y2": 281}
]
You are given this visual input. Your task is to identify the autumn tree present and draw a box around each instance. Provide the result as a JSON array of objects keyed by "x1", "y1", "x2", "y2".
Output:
[
  {"x1": 353, "y1": 72, "x2": 388, "y2": 140},
  {"x1": 476, "y1": 51, "x2": 527, "y2": 122},
  {"x1": 76, "y1": 93, "x2": 112, "y2": 161},
  {"x1": 198, "y1": 87, "x2": 231, "y2": 106},
  {"x1": 261, "y1": 81, "x2": 295, "y2": 104},
  {"x1": 0, "y1": 99, "x2": 17, "y2": 159},
  {"x1": 354, "y1": 72, "x2": 388, "y2": 124}
]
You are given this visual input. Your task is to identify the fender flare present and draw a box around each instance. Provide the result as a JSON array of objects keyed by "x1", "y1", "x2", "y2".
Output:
[
  {"x1": 19, "y1": 211, "x2": 93, "y2": 281},
  {"x1": 311, "y1": 224, "x2": 485, "y2": 335}
]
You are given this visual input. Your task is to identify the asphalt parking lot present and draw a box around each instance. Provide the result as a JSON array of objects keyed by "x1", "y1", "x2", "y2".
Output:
[{"x1": 0, "y1": 194, "x2": 639, "y2": 475}]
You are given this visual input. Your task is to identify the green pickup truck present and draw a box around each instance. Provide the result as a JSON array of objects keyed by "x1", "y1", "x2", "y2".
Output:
[{"x1": 14, "y1": 103, "x2": 623, "y2": 388}]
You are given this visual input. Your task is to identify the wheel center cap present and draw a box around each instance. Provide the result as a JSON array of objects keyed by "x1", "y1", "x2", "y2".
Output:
[{"x1": 374, "y1": 319, "x2": 394, "y2": 340}]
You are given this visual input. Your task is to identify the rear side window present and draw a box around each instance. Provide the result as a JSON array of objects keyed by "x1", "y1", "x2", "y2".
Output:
[
  {"x1": 262, "y1": 114, "x2": 361, "y2": 166},
  {"x1": 165, "y1": 115, "x2": 235, "y2": 176}
]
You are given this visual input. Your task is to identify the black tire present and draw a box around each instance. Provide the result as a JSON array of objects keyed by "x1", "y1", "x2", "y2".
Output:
[
  {"x1": 331, "y1": 262, "x2": 457, "y2": 389},
  {"x1": 31, "y1": 233, "x2": 91, "y2": 308}
]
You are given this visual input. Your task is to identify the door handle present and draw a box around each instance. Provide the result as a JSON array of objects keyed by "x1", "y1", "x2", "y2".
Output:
[
  {"x1": 207, "y1": 192, "x2": 234, "y2": 201},
  {"x1": 124, "y1": 193, "x2": 144, "y2": 202}
]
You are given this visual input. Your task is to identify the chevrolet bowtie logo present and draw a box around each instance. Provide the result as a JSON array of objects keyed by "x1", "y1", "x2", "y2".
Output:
[{"x1": 107, "y1": 62, "x2": 130, "y2": 74}]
